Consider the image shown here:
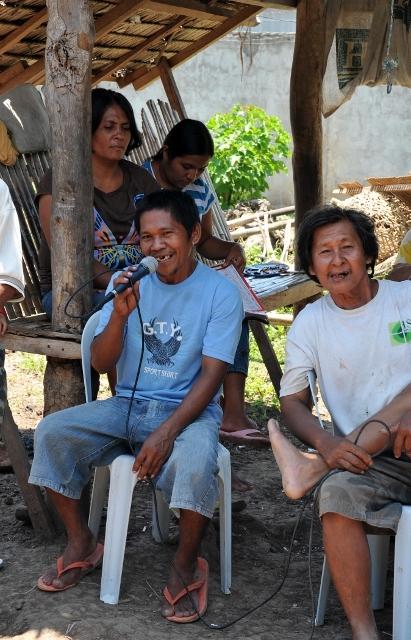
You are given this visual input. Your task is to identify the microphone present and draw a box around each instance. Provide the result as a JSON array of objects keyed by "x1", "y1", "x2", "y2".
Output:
[{"x1": 94, "y1": 256, "x2": 158, "y2": 310}]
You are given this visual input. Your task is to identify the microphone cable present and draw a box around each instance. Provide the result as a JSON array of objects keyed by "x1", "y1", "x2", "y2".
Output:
[
  {"x1": 66, "y1": 278, "x2": 399, "y2": 637},
  {"x1": 63, "y1": 268, "x2": 119, "y2": 321}
]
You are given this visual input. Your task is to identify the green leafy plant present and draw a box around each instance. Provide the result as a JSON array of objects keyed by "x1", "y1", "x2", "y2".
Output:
[{"x1": 207, "y1": 104, "x2": 291, "y2": 208}]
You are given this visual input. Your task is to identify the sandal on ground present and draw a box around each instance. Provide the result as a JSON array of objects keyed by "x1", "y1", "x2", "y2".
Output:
[
  {"x1": 163, "y1": 557, "x2": 208, "y2": 623},
  {"x1": 37, "y1": 542, "x2": 104, "y2": 592}
]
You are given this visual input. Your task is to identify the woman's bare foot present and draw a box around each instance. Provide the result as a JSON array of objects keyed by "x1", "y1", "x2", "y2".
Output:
[
  {"x1": 221, "y1": 413, "x2": 258, "y2": 434},
  {"x1": 267, "y1": 419, "x2": 328, "y2": 499}
]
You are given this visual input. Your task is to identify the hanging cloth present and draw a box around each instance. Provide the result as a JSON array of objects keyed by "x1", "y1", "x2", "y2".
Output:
[
  {"x1": 322, "y1": 0, "x2": 411, "y2": 117},
  {"x1": 0, "y1": 121, "x2": 18, "y2": 166}
]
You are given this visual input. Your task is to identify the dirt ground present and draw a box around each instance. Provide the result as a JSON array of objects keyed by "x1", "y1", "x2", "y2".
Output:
[{"x1": 0, "y1": 353, "x2": 394, "y2": 640}]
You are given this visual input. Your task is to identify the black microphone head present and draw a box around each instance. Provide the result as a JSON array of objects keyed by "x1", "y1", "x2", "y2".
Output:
[{"x1": 140, "y1": 256, "x2": 158, "y2": 273}]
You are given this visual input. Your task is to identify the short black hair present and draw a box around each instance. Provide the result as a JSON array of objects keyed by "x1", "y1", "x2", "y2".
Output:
[
  {"x1": 153, "y1": 119, "x2": 214, "y2": 161},
  {"x1": 135, "y1": 189, "x2": 200, "y2": 237},
  {"x1": 297, "y1": 204, "x2": 379, "y2": 283},
  {"x1": 91, "y1": 88, "x2": 142, "y2": 154}
]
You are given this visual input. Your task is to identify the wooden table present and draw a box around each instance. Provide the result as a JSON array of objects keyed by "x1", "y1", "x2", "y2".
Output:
[{"x1": 246, "y1": 271, "x2": 322, "y2": 397}]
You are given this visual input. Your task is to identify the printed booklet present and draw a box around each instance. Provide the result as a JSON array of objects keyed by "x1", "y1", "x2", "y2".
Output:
[{"x1": 216, "y1": 265, "x2": 268, "y2": 323}]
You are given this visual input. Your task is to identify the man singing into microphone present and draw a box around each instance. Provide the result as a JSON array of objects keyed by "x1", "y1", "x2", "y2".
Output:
[{"x1": 29, "y1": 190, "x2": 243, "y2": 623}]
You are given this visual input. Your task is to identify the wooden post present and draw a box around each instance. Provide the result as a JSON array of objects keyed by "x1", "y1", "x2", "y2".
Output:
[
  {"x1": 44, "y1": 0, "x2": 95, "y2": 414},
  {"x1": 290, "y1": 0, "x2": 326, "y2": 246},
  {"x1": 0, "y1": 349, "x2": 56, "y2": 539},
  {"x1": 249, "y1": 320, "x2": 282, "y2": 398},
  {"x1": 158, "y1": 57, "x2": 187, "y2": 119}
]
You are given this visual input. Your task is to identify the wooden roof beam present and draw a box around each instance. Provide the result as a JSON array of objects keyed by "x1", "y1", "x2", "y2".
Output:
[
  {"x1": 92, "y1": 16, "x2": 187, "y2": 85},
  {"x1": 142, "y1": 0, "x2": 232, "y2": 23},
  {"x1": 228, "y1": 0, "x2": 296, "y2": 6},
  {"x1": 119, "y1": 4, "x2": 260, "y2": 89},
  {"x1": 0, "y1": 8, "x2": 48, "y2": 57},
  {"x1": 0, "y1": 61, "x2": 28, "y2": 90},
  {"x1": 0, "y1": 58, "x2": 44, "y2": 94},
  {"x1": 94, "y1": 0, "x2": 147, "y2": 39}
]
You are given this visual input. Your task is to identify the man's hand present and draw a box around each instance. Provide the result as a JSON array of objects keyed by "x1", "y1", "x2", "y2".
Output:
[
  {"x1": 133, "y1": 427, "x2": 175, "y2": 479},
  {"x1": 222, "y1": 243, "x2": 246, "y2": 273},
  {"x1": 317, "y1": 433, "x2": 373, "y2": 474},
  {"x1": 111, "y1": 267, "x2": 140, "y2": 318},
  {"x1": 393, "y1": 411, "x2": 411, "y2": 459}
]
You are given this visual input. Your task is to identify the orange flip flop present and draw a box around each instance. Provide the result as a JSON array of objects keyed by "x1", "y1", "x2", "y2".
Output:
[
  {"x1": 37, "y1": 542, "x2": 104, "y2": 592},
  {"x1": 163, "y1": 557, "x2": 209, "y2": 623}
]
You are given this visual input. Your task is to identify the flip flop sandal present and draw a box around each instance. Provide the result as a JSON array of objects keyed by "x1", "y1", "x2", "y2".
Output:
[
  {"x1": 163, "y1": 557, "x2": 208, "y2": 623},
  {"x1": 37, "y1": 542, "x2": 104, "y2": 592}
]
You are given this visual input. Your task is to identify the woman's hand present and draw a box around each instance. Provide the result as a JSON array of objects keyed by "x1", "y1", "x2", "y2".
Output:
[
  {"x1": 317, "y1": 433, "x2": 373, "y2": 474},
  {"x1": 133, "y1": 427, "x2": 175, "y2": 479},
  {"x1": 112, "y1": 267, "x2": 140, "y2": 318},
  {"x1": 222, "y1": 242, "x2": 246, "y2": 273}
]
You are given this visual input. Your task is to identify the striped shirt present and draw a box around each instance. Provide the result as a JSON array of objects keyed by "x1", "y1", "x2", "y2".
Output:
[{"x1": 141, "y1": 159, "x2": 215, "y2": 220}]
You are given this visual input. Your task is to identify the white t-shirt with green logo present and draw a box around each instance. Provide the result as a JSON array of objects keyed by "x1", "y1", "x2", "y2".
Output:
[{"x1": 280, "y1": 279, "x2": 411, "y2": 436}]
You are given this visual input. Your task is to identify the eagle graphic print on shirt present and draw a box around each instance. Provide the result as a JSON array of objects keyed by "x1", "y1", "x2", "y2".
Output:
[{"x1": 143, "y1": 318, "x2": 182, "y2": 367}]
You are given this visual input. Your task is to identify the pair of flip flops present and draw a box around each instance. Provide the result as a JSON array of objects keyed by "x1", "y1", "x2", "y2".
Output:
[
  {"x1": 37, "y1": 543, "x2": 104, "y2": 592},
  {"x1": 220, "y1": 427, "x2": 270, "y2": 448},
  {"x1": 163, "y1": 557, "x2": 208, "y2": 623}
]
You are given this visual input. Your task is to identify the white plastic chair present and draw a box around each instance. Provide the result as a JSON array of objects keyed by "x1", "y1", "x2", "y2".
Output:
[
  {"x1": 307, "y1": 372, "x2": 411, "y2": 639},
  {"x1": 81, "y1": 310, "x2": 232, "y2": 605}
]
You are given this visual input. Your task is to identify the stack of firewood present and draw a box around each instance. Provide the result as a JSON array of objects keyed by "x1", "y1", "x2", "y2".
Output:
[{"x1": 226, "y1": 199, "x2": 295, "y2": 262}]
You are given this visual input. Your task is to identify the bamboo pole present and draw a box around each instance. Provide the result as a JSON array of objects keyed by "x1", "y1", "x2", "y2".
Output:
[
  {"x1": 231, "y1": 218, "x2": 295, "y2": 239},
  {"x1": 227, "y1": 206, "x2": 294, "y2": 227}
]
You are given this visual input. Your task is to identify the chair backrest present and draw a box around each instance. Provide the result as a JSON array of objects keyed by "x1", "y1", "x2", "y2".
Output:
[
  {"x1": 80, "y1": 310, "x2": 101, "y2": 403},
  {"x1": 307, "y1": 370, "x2": 326, "y2": 430}
]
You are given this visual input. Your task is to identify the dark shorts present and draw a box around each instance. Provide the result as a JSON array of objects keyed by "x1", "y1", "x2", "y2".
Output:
[{"x1": 318, "y1": 455, "x2": 411, "y2": 532}]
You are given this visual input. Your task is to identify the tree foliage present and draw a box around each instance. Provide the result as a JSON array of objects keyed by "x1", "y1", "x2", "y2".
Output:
[{"x1": 207, "y1": 104, "x2": 291, "y2": 209}]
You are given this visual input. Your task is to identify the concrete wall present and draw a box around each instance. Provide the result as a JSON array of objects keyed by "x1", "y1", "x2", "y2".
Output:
[{"x1": 103, "y1": 29, "x2": 410, "y2": 208}]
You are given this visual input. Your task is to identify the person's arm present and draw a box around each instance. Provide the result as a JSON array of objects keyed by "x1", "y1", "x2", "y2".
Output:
[
  {"x1": 281, "y1": 389, "x2": 373, "y2": 473},
  {"x1": 39, "y1": 193, "x2": 112, "y2": 289},
  {"x1": 133, "y1": 355, "x2": 228, "y2": 479},
  {"x1": 197, "y1": 210, "x2": 246, "y2": 271},
  {"x1": 91, "y1": 269, "x2": 140, "y2": 372},
  {"x1": 387, "y1": 263, "x2": 411, "y2": 282},
  {"x1": 38, "y1": 194, "x2": 53, "y2": 247}
]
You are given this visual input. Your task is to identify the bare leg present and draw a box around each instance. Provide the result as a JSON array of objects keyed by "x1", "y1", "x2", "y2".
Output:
[
  {"x1": 268, "y1": 419, "x2": 328, "y2": 498},
  {"x1": 323, "y1": 513, "x2": 379, "y2": 640},
  {"x1": 162, "y1": 509, "x2": 208, "y2": 620},
  {"x1": 220, "y1": 372, "x2": 255, "y2": 492},
  {"x1": 268, "y1": 402, "x2": 399, "y2": 499},
  {"x1": 221, "y1": 372, "x2": 257, "y2": 432},
  {"x1": 39, "y1": 489, "x2": 97, "y2": 589}
]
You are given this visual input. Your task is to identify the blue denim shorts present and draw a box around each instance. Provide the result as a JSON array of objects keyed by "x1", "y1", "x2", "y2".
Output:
[
  {"x1": 228, "y1": 319, "x2": 249, "y2": 376},
  {"x1": 29, "y1": 397, "x2": 221, "y2": 519}
]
